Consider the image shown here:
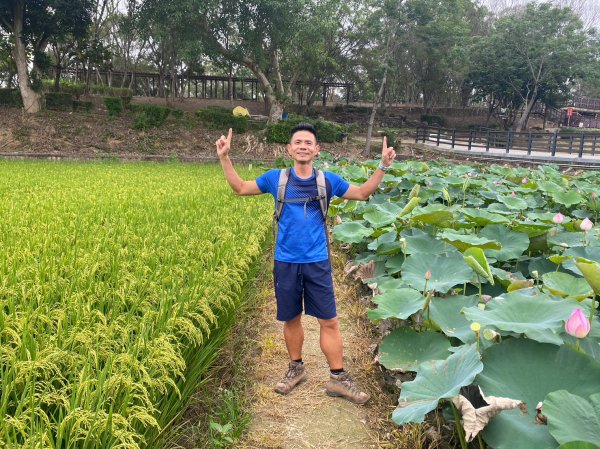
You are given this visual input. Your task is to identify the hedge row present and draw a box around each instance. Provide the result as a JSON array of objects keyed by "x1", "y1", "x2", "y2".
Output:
[
  {"x1": 0, "y1": 89, "x2": 23, "y2": 108},
  {"x1": 195, "y1": 106, "x2": 249, "y2": 133},
  {"x1": 266, "y1": 115, "x2": 346, "y2": 143}
]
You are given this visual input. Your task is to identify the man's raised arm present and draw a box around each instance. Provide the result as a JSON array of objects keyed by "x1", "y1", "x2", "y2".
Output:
[
  {"x1": 342, "y1": 136, "x2": 396, "y2": 201},
  {"x1": 216, "y1": 128, "x2": 262, "y2": 196}
]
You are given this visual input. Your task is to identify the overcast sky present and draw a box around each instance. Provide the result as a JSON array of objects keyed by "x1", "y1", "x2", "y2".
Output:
[{"x1": 477, "y1": 0, "x2": 600, "y2": 29}]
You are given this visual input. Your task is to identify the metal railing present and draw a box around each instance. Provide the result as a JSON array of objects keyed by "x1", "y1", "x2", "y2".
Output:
[{"x1": 415, "y1": 127, "x2": 599, "y2": 158}]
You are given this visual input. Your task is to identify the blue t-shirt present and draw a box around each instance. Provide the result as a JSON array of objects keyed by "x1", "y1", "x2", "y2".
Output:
[{"x1": 256, "y1": 168, "x2": 350, "y2": 263}]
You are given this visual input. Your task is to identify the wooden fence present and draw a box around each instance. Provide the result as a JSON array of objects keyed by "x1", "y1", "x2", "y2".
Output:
[{"x1": 415, "y1": 127, "x2": 599, "y2": 158}]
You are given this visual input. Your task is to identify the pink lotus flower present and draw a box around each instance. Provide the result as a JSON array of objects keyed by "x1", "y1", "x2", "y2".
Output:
[
  {"x1": 592, "y1": 192, "x2": 597, "y2": 200},
  {"x1": 511, "y1": 191, "x2": 516, "y2": 197},
  {"x1": 553, "y1": 213, "x2": 564, "y2": 224},
  {"x1": 425, "y1": 270, "x2": 432, "y2": 280},
  {"x1": 565, "y1": 308, "x2": 590, "y2": 338},
  {"x1": 481, "y1": 294, "x2": 492, "y2": 303},
  {"x1": 428, "y1": 181, "x2": 433, "y2": 187},
  {"x1": 580, "y1": 217, "x2": 593, "y2": 231},
  {"x1": 335, "y1": 216, "x2": 342, "y2": 224},
  {"x1": 522, "y1": 178, "x2": 528, "y2": 184}
]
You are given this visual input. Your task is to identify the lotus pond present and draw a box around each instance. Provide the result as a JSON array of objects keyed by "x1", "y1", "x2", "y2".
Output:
[{"x1": 327, "y1": 158, "x2": 600, "y2": 449}]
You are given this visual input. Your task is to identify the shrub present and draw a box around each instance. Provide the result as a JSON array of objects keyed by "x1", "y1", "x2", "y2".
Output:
[
  {"x1": 73, "y1": 100, "x2": 93, "y2": 112},
  {"x1": 60, "y1": 81, "x2": 86, "y2": 99},
  {"x1": 0, "y1": 88, "x2": 23, "y2": 108},
  {"x1": 104, "y1": 97, "x2": 124, "y2": 116},
  {"x1": 170, "y1": 108, "x2": 184, "y2": 119},
  {"x1": 380, "y1": 128, "x2": 398, "y2": 148},
  {"x1": 133, "y1": 104, "x2": 171, "y2": 130},
  {"x1": 196, "y1": 107, "x2": 248, "y2": 133},
  {"x1": 90, "y1": 85, "x2": 133, "y2": 97},
  {"x1": 45, "y1": 92, "x2": 73, "y2": 111},
  {"x1": 420, "y1": 114, "x2": 447, "y2": 127},
  {"x1": 265, "y1": 115, "x2": 345, "y2": 143}
]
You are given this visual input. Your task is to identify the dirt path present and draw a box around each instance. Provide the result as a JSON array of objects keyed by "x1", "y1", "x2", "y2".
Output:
[{"x1": 237, "y1": 251, "x2": 391, "y2": 449}]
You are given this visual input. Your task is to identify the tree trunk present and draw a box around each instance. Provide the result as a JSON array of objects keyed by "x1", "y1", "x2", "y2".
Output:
[
  {"x1": 266, "y1": 94, "x2": 284, "y2": 123},
  {"x1": 363, "y1": 67, "x2": 388, "y2": 156},
  {"x1": 516, "y1": 94, "x2": 538, "y2": 132},
  {"x1": 13, "y1": 0, "x2": 41, "y2": 113}
]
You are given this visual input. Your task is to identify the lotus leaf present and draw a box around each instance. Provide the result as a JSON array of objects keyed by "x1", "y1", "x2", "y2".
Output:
[
  {"x1": 401, "y1": 252, "x2": 473, "y2": 293},
  {"x1": 497, "y1": 195, "x2": 528, "y2": 210},
  {"x1": 410, "y1": 206, "x2": 454, "y2": 226},
  {"x1": 544, "y1": 391, "x2": 600, "y2": 447},
  {"x1": 439, "y1": 230, "x2": 501, "y2": 252},
  {"x1": 552, "y1": 191, "x2": 584, "y2": 207},
  {"x1": 378, "y1": 328, "x2": 451, "y2": 371},
  {"x1": 367, "y1": 288, "x2": 425, "y2": 321},
  {"x1": 402, "y1": 232, "x2": 457, "y2": 255},
  {"x1": 368, "y1": 230, "x2": 396, "y2": 250},
  {"x1": 363, "y1": 207, "x2": 399, "y2": 228},
  {"x1": 392, "y1": 345, "x2": 483, "y2": 425},
  {"x1": 542, "y1": 271, "x2": 594, "y2": 300},
  {"x1": 464, "y1": 247, "x2": 494, "y2": 285},
  {"x1": 461, "y1": 208, "x2": 511, "y2": 226},
  {"x1": 548, "y1": 232, "x2": 589, "y2": 249},
  {"x1": 563, "y1": 248, "x2": 600, "y2": 276},
  {"x1": 384, "y1": 254, "x2": 406, "y2": 274},
  {"x1": 477, "y1": 339, "x2": 600, "y2": 449},
  {"x1": 513, "y1": 221, "x2": 554, "y2": 237},
  {"x1": 538, "y1": 180, "x2": 563, "y2": 194},
  {"x1": 429, "y1": 295, "x2": 479, "y2": 343},
  {"x1": 549, "y1": 254, "x2": 574, "y2": 265},
  {"x1": 462, "y1": 291, "x2": 585, "y2": 345},
  {"x1": 481, "y1": 225, "x2": 530, "y2": 262},
  {"x1": 575, "y1": 257, "x2": 600, "y2": 295},
  {"x1": 557, "y1": 443, "x2": 600, "y2": 449},
  {"x1": 332, "y1": 221, "x2": 374, "y2": 243},
  {"x1": 372, "y1": 276, "x2": 408, "y2": 293}
]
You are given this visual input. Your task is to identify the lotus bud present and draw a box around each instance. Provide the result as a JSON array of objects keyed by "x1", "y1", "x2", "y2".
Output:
[
  {"x1": 511, "y1": 191, "x2": 516, "y2": 197},
  {"x1": 483, "y1": 329, "x2": 498, "y2": 340},
  {"x1": 470, "y1": 322, "x2": 481, "y2": 333},
  {"x1": 425, "y1": 270, "x2": 432, "y2": 280},
  {"x1": 335, "y1": 216, "x2": 342, "y2": 225},
  {"x1": 481, "y1": 294, "x2": 492, "y2": 303},
  {"x1": 399, "y1": 237, "x2": 407, "y2": 254},
  {"x1": 536, "y1": 402, "x2": 543, "y2": 412},
  {"x1": 531, "y1": 270, "x2": 539, "y2": 279},
  {"x1": 565, "y1": 308, "x2": 591, "y2": 339},
  {"x1": 428, "y1": 181, "x2": 433, "y2": 187},
  {"x1": 552, "y1": 213, "x2": 564, "y2": 224},
  {"x1": 560, "y1": 242, "x2": 570, "y2": 248},
  {"x1": 580, "y1": 217, "x2": 593, "y2": 231},
  {"x1": 592, "y1": 192, "x2": 597, "y2": 200},
  {"x1": 522, "y1": 177, "x2": 528, "y2": 184}
]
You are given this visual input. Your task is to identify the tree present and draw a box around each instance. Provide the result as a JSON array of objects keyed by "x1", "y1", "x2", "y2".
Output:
[
  {"x1": 0, "y1": 0, "x2": 93, "y2": 112},
  {"x1": 468, "y1": 3, "x2": 594, "y2": 131},
  {"x1": 196, "y1": 0, "x2": 353, "y2": 122}
]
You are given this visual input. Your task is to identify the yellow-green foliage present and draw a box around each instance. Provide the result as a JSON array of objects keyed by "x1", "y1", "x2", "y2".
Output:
[{"x1": 0, "y1": 161, "x2": 271, "y2": 448}]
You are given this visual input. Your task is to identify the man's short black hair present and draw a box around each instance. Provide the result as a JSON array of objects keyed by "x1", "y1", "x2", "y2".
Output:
[{"x1": 290, "y1": 122, "x2": 318, "y2": 142}]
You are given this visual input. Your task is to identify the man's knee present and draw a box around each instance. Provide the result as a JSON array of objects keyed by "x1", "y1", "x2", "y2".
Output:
[{"x1": 318, "y1": 316, "x2": 339, "y2": 331}]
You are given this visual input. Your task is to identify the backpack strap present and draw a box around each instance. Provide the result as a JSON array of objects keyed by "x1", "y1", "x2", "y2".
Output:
[
  {"x1": 315, "y1": 169, "x2": 331, "y2": 262},
  {"x1": 272, "y1": 168, "x2": 291, "y2": 242}
]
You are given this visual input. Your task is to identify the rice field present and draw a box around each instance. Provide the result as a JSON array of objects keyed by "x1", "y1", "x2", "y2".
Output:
[{"x1": 0, "y1": 161, "x2": 272, "y2": 448}]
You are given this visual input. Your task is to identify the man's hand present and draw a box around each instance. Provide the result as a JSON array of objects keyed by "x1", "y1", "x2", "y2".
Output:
[
  {"x1": 215, "y1": 128, "x2": 233, "y2": 159},
  {"x1": 381, "y1": 136, "x2": 396, "y2": 167}
]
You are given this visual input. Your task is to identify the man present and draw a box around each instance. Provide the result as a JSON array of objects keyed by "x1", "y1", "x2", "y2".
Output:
[{"x1": 215, "y1": 123, "x2": 395, "y2": 404}]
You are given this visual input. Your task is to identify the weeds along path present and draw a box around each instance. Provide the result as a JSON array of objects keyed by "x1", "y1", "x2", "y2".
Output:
[{"x1": 236, "y1": 249, "x2": 393, "y2": 449}]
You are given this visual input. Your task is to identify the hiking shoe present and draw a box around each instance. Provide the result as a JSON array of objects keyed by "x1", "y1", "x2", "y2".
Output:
[
  {"x1": 325, "y1": 371, "x2": 370, "y2": 404},
  {"x1": 274, "y1": 361, "x2": 307, "y2": 395}
]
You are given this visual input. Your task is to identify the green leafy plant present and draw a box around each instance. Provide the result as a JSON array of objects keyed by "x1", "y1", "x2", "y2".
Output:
[{"x1": 104, "y1": 96, "x2": 124, "y2": 116}]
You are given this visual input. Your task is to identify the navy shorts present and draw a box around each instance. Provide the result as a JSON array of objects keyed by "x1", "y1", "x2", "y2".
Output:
[{"x1": 273, "y1": 260, "x2": 337, "y2": 322}]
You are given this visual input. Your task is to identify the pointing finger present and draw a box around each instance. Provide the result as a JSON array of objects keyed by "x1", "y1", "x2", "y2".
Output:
[
  {"x1": 383, "y1": 136, "x2": 387, "y2": 149},
  {"x1": 227, "y1": 127, "x2": 233, "y2": 143}
]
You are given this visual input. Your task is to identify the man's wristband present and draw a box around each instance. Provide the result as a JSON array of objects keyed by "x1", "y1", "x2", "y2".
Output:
[{"x1": 378, "y1": 162, "x2": 391, "y2": 172}]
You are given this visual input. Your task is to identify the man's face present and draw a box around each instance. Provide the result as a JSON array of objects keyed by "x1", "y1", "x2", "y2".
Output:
[{"x1": 287, "y1": 130, "x2": 320, "y2": 163}]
